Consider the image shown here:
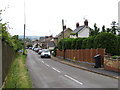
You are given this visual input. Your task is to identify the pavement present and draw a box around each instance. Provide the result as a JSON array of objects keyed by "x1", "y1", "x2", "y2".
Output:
[
  {"x1": 51, "y1": 55, "x2": 119, "y2": 79},
  {"x1": 26, "y1": 50, "x2": 118, "y2": 88}
]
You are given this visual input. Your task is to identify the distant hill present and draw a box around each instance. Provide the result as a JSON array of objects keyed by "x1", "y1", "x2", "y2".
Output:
[{"x1": 18, "y1": 35, "x2": 42, "y2": 40}]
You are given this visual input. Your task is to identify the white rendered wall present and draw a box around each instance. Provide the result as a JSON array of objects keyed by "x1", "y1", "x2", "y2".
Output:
[{"x1": 78, "y1": 27, "x2": 89, "y2": 38}]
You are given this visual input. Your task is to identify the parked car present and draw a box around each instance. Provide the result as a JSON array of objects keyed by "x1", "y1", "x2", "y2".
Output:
[
  {"x1": 38, "y1": 49, "x2": 42, "y2": 54},
  {"x1": 41, "y1": 49, "x2": 51, "y2": 58},
  {"x1": 18, "y1": 50, "x2": 23, "y2": 53},
  {"x1": 33, "y1": 48, "x2": 36, "y2": 51},
  {"x1": 51, "y1": 51, "x2": 54, "y2": 54},
  {"x1": 29, "y1": 47, "x2": 32, "y2": 49},
  {"x1": 36, "y1": 48, "x2": 41, "y2": 52},
  {"x1": 32, "y1": 47, "x2": 35, "y2": 50}
]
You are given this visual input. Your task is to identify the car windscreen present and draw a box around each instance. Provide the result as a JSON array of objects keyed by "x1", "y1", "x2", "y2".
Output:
[{"x1": 42, "y1": 50, "x2": 49, "y2": 52}]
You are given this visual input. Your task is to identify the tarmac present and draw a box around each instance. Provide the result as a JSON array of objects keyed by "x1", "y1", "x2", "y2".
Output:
[{"x1": 51, "y1": 55, "x2": 119, "y2": 79}]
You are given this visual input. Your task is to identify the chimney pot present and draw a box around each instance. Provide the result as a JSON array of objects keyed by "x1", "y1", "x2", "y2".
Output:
[
  {"x1": 84, "y1": 19, "x2": 88, "y2": 26},
  {"x1": 76, "y1": 22, "x2": 79, "y2": 28}
]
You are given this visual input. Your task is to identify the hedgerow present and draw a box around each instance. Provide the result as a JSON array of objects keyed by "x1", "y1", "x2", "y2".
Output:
[{"x1": 58, "y1": 32, "x2": 120, "y2": 56}]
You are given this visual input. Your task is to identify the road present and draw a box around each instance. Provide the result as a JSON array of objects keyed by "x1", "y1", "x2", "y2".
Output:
[{"x1": 26, "y1": 49, "x2": 118, "y2": 88}]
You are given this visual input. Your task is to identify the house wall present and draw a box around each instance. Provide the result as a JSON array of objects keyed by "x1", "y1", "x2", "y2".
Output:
[
  {"x1": 39, "y1": 37, "x2": 45, "y2": 43},
  {"x1": 64, "y1": 28, "x2": 72, "y2": 38},
  {"x1": 78, "y1": 27, "x2": 89, "y2": 38},
  {"x1": 49, "y1": 47, "x2": 54, "y2": 50},
  {"x1": 70, "y1": 35, "x2": 77, "y2": 38},
  {"x1": 54, "y1": 38, "x2": 58, "y2": 46},
  {"x1": 56, "y1": 28, "x2": 72, "y2": 45}
]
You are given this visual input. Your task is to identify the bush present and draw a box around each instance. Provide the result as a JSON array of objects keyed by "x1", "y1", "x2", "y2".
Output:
[
  {"x1": 57, "y1": 32, "x2": 119, "y2": 56},
  {"x1": 82, "y1": 38, "x2": 88, "y2": 49},
  {"x1": 27, "y1": 44, "x2": 33, "y2": 48},
  {"x1": 94, "y1": 32, "x2": 118, "y2": 55},
  {"x1": 1, "y1": 22, "x2": 23, "y2": 51},
  {"x1": 64, "y1": 38, "x2": 73, "y2": 49},
  {"x1": 58, "y1": 39, "x2": 63, "y2": 50},
  {"x1": 75, "y1": 38, "x2": 85, "y2": 49},
  {"x1": 71, "y1": 38, "x2": 80, "y2": 49},
  {"x1": 52, "y1": 47, "x2": 57, "y2": 56},
  {"x1": 87, "y1": 36, "x2": 96, "y2": 49},
  {"x1": 117, "y1": 36, "x2": 120, "y2": 55}
]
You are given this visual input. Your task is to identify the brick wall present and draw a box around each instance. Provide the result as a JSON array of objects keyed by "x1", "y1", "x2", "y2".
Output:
[{"x1": 104, "y1": 56, "x2": 120, "y2": 72}]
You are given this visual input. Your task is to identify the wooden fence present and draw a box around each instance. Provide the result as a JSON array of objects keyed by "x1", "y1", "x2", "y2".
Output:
[
  {"x1": 2, "y1": 41, "x2": 16, "y2": 87},
  {"x1": 56, "y1": 48, "x2": 105, "y2": 65}
]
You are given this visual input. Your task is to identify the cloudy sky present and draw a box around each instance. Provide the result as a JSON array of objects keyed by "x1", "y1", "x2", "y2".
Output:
[{"x1": 0, "y1": 0, "x2": 119, "y2": 37}]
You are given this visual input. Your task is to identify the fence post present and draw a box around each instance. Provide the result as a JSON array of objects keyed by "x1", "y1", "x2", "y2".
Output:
[
  {"x1": 97, "y1": 48, "x2": 98, "y2": 54},
  {"x1": 81, "y1": 49, "x2": 83, "y2": 61},
  {"x1": 91, "y1": 48, "x2": 92, "y2": 63},
  {"x1": 86, "y1": 49, "x2": 87, "y2": 62},
  {"x1": 78, "y1": 50, "x2": 79, "y2": 61}
]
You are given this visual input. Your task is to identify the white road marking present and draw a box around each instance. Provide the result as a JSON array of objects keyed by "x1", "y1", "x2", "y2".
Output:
[
  {"x1": 64, "y1": 74, "x2": 83, "y2": 85},
  {"x1": 42, "y1": 61, "x2": 44, "y2": 63},
  {"x1": 45, "y1": 64, "x2": 50, "y2": 67},
  {"x1": 52, "y1": 67, "x2": 61, "y2": 73}
]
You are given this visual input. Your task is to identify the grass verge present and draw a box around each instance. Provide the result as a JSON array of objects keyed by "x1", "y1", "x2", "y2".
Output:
[{"x1": 3, "y1": 52, "x2": 32, "y2": 88}]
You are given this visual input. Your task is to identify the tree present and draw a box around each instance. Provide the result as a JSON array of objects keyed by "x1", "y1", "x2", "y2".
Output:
[
  {"x1": 89, "y1": 23, "x2": 100, "y2": 36},
  {"x1": 111, "y1": 21, "x2": 118, "y2": 34},
  {"x1": 102, "y1": 25, "x2": 106, "y2": 32},
  {"x1": 106, "y1": 28, "x2": 111, "y2": 33},
  {"x1": 94, "y1": 32, "x2": 118, "y2": 55},
  {"x1": 0, "y1": 10, "x2": 23, "y2": 51}
]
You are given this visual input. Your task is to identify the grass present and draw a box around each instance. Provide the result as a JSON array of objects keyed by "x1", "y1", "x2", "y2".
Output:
[{"x1": 3, "y1": 52, "x2": 32, "y2": 88}]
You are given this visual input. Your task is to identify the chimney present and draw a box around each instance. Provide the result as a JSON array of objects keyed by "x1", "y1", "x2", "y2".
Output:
[
  {"x1": 76, "y1": 22, "x2": 79, "y2": 28},
  {"x1": 49, "y1": 35, "x2": 52, "y2": 38},
  {"x1": 84, "y1": 19, "x2": 88, "y2": 26}
]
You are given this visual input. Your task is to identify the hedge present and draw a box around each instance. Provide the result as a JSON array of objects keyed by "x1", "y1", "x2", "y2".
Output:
[
  {"x1": 94, "y1": 32, "x2": 118, "y2": 55},
  {"x1": 117, "y1": 36, "x2": 120, "y2": 55},
  {"x1": 58, "y1": 32, "x2": 120, "y2": 56}
]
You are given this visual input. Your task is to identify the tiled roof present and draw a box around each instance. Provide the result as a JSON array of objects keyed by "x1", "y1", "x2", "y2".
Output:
[
  {"x1": 55, "y1": 28, "x2": 72, "y2": 38},
  {"x1": 71, "y1": 25, "x2": 89, "y2": 33}
]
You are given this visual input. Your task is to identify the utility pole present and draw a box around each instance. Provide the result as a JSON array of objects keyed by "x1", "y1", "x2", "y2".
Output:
[
  {"x1": 62, "y1": 19, "x2": 65, "y2": 59},
  {"x1": 23, "y1": 0, "x2": 26, "y2": 55}
]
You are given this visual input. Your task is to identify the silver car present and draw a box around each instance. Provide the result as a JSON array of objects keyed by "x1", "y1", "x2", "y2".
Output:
[{"x1": 41, "y1": 49, "x2": 51, "y2": 58}]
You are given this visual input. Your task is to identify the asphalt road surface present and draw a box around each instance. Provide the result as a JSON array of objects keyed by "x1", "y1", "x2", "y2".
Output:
[{"x1": 26, "y1": 49, "x2": 118, "y2": 88}]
